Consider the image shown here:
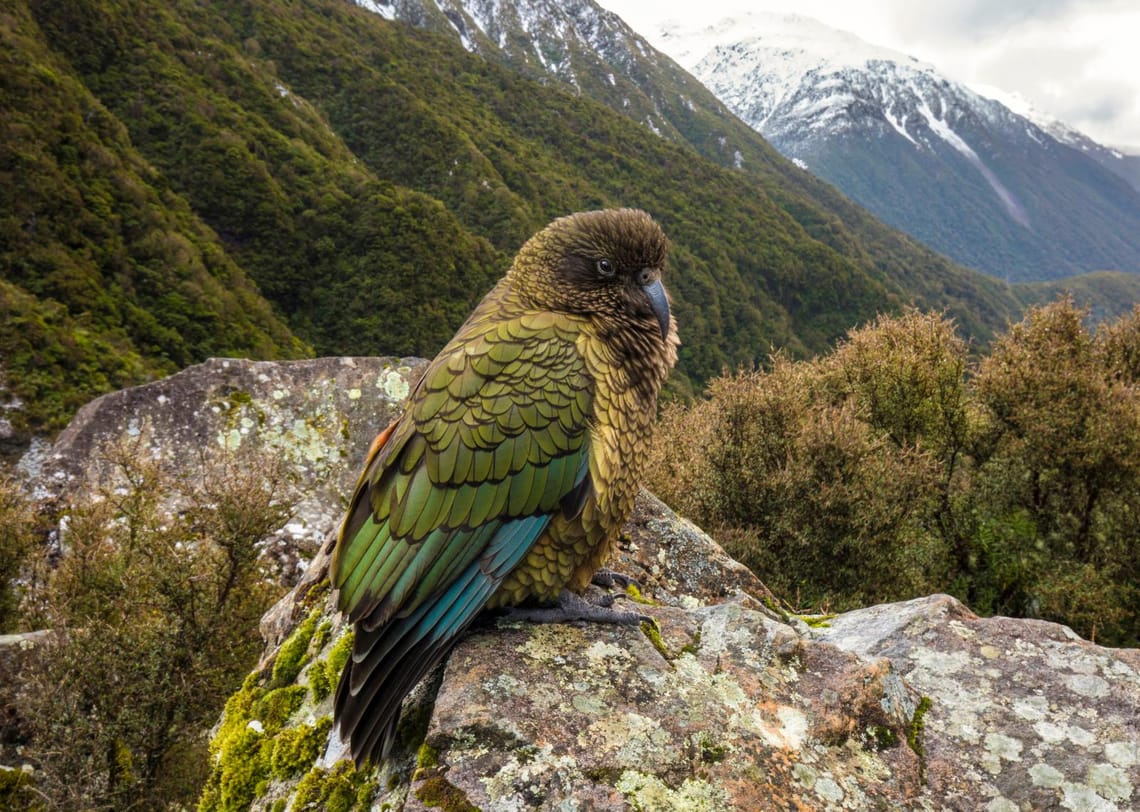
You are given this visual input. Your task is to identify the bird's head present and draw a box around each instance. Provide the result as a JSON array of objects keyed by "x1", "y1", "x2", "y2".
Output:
[{"x1": 509, "y1": 209, "x2": 675, "y2": 346}]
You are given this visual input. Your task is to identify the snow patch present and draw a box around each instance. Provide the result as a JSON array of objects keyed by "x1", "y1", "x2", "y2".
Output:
[
  {"x1": 353, "y1": 0, "x2": 395, "y2": 21},
  {"x1": 883, "y1": 107, "x2": 917, "y2": 146},
  {"x1": 916, "y1": 100, "x2": 972, "y2": 158},
  {"x1": 654, "y1": 11, "x2": 934, "y2": 79}
]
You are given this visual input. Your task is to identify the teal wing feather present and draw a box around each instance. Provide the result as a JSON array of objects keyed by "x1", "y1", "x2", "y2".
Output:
[{"x1": 330, "y1": 317, "x2": 592, "y2": 763}]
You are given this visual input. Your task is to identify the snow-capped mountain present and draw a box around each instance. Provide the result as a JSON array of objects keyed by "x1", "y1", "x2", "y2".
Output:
[
  {"x1": 355, "y1": 1, "x2": 1139, "y2": 283},
  {"x1": 656, "y1": 14, "x2": 937, "y2": 143},
  {"x1": 352, "y1": 0, "x2": 739, "y2": 149},
  {"x1": 351, "y1": 0, "x2": 914, "y2": 196},
  {"x1": 361, "y1": 0, "x2": 639, "y2": 87},
  {"x1": 650, "y1": 12, "x2": 1140, "y2": 282}
]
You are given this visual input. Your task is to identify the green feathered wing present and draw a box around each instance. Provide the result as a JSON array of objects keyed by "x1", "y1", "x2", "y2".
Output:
[{"x1": 330, "y1": 311, "x2": 593, "y2": 763}]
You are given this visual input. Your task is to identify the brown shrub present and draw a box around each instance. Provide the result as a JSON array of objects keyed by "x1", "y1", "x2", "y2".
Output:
[{"x1": 15, "y1": 441, "x2": 298, "y2": 810}]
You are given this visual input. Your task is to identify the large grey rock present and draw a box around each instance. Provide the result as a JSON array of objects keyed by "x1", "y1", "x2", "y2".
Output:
[
  {"x1": 201, "y1": 492, "x2": 929, "y2": 812},
  {"x1": 29, "y1": 356, "x2": 426, "y2": 572},
  {"x1": 410, "y1": 584, "x2": 924, "y2": 810},
  {"x1": 819, "y1": 596, "x2": 1140, "y2": 811},
  {"x1": 214, "y1": 494, "x2": 1140, "y2": 811}
]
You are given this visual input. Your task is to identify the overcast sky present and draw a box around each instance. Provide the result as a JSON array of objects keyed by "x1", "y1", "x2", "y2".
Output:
[{"x1": 600, "y1": 0, "x2": 1140, "y2": 151}]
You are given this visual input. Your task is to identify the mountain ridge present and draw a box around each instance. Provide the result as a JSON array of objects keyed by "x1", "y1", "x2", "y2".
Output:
[
  {"x1": 346, "y1": 1, "x2": 1034, "y2": 323},
  {"x1": 647, "y1": 11, "x2": 1140, "y2": 283},
  {"x1": 971, "y1": 84, "x2": 1140, "y2": 195},
  {"x1": 364, "y1": 0, "x2": 1140, "y2": 296}
]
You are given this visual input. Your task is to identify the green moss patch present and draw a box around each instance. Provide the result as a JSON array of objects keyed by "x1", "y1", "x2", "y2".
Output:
[
  {"x1": 416, "y1": 743, "x2": 440, "y2": 771},
  {"x1": 906, "y1": 696, "x2": 933, "y2": 785},
  {"x1": 293, "y1": 761, "x2": 378, "y2": 812},
  {"x1": 310, "y1": 629, "x2": 355, "y2": 703},
  {"x1": 271, "y1": 607, "x2": 323, "y2": 689},
  {"x1": 867, "y1": 725, "x2": 900, "y2": 750},
  {"x1": 624, "y1": 582, "x2": 658, "y2": 606},
  {"x1": 697, "y1": 734, "x2": 727, "y2": 764},
  {"x1": 793, "y1": 613, "x2": 836, "y2": 628},
  {"x1": 414, "y1": 771, "x2": 479, "y2": 812},
  {"x1": 199, "y1": 610, "x2": 358, "y2": 811},
  {"x1": 640, "y1": 619, "x2": 672, "y2": 661},
  {"x1": 272, "y1": 718, "x2": 335, "y2": 779}
]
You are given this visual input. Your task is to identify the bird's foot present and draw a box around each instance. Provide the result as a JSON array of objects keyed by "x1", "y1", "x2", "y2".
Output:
[
  {"x1": 503, "y1": 589, "x2": 650, "y2": 626},
  {"x1": 591, "y1": 568, "x2": 640, "y2": 591}
]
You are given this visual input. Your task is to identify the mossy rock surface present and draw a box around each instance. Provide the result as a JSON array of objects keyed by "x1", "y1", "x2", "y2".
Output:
[{"x1": 208, "y1": 490, "x2": 1140, "y2": 812}]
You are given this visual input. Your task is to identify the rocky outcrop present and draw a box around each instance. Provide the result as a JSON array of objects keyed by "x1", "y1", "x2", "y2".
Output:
[
  {"x1": 224, "y1": 509, "x2": 1138, "y2": 812},
  {"x1": 397, "y1": 506, "x2": 927, "y2": 812},
  {"x1": 820, "y1": 598, "x2": 1140, "y2": 810},
  {"x1": 18, "y1": 358, "x2": 1140, "y2": 810},
  {"x1": 29, "y1": 356, "x2": 427, "y2": 571},
  {"x1": 196, "y1": 489, "x2": 933, "y2": 812}
]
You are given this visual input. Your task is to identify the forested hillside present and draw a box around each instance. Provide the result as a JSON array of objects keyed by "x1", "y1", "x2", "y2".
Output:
[
  {"x1": 0, "y1": 3, "x2": 308, "y2": 434},
  {"x1": 2, "y1": 0, "x2": 1047, "y2": 436}
]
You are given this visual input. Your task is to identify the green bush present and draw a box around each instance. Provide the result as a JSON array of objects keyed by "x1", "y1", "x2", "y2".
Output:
[
  {"x1": 647, "y1": 300, "x2": 1140, "y2": 644},
  {"x1": 968, "y1": 297, "x2": 1140, "y2": 640},
  {"x1": 646, "y1": 348, "x2": 946, "y2": 610},
  {"x1": 0, "y1": 476, "x2": 38, "y2": 632}
]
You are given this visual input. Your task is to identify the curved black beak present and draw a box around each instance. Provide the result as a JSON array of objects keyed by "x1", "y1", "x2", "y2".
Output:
[{"x1": 642, "y1": 277, "x2": 671, "y2": 340}]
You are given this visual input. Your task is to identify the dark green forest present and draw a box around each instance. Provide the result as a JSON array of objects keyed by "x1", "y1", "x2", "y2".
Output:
[{"x1": 4, "y1": 0, "x2": 1099, "y2": 438}]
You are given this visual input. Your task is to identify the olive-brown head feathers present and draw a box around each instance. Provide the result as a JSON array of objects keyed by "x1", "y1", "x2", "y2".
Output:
[{"x1": 509, "y1": 208, "x2": 674, "y2": 343}]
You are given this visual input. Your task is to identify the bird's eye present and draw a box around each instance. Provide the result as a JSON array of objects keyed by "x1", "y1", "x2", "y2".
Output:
[{"x1": 596, "y1": 258, "x2": 615, "y2": 277}]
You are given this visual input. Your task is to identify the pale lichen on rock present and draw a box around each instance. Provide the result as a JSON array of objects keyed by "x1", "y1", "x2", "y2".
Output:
[
  {"x1": 32, "y1": 356, "x2": 426, "y2": 576},
  {"x1": 819, "y1": 596, "x2": 1140, "y2": 810}
]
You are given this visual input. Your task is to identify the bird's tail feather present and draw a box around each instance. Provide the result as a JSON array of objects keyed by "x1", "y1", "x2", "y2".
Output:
[
  {"x1": 333, "y1": 561, "x2": 499, "y2": 764},
  {"x1": 333, "y1": 513, "x2": 553, "y2": 764}
]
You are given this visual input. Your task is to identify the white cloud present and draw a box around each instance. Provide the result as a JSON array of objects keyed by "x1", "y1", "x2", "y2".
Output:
[{"x1": 601, "y1": 0, "x2": 1140, "y2": 150}]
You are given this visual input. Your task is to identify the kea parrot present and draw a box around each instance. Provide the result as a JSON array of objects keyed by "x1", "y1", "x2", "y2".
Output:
[{"x1": 330, "y1": 208, "x2": 679, "y2": 764}]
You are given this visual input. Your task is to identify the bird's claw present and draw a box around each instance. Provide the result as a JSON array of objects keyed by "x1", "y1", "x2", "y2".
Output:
[
  {"x1": 591, "y1": 568, "x2": 640, "y2": 591},
  {"x1": 503, "y1": 589, "x2": 651, "y2": 626}
]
